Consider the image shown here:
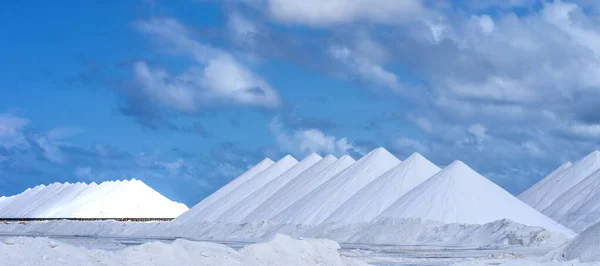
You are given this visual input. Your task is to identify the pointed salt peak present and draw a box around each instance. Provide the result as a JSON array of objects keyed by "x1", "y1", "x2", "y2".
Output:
[
  {"x1": 258, "y1": 157, "x2": 275, "y2": 165},
  {"x1": 302, "y1": 152, "x2": 323, "y2": 162},
  {"x1": 405, "y1": 152, "x2": 427, "y2": 162},
  {"x1": 278, "y1": 154, "x2": 298, "y2": 164},
  {"x1": 362, "y1": 147, "x2": 393, "y2": 159},
  {"x1": 578, "y1": 150, "x2": 600, "y2": 163},
  {"x1": 90, "y1": 182, "x2": 98, "y2": 186},
  {"x1": 338, "y1": 155, "x2": 355, "y2": 162},
  {"x1": 323, "y1": 154, "x2": 338, "y2": 160},
  {"x1": 444, "y1": 160, "x2": 472, "y2": 172}
]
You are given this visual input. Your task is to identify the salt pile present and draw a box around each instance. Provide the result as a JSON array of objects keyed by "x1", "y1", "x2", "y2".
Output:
[
  {"x1": 559, "y1": 220, "x2": 600, "y2": 262},
  {"x1": 272, "y1": 148, "x2": 401, "y2": 225},
  {"x1": 543, "y1": 168, "x2": 600, "y2": 233},
  {"x1": 0, "y1": 179, "x2": 188, "y2": 218},
  {"x1": 522, "y1": 151, "x2": 600, "y2": 212},
  {"x1": 244, "y1": 155, "x2": 342, "y2": 222},
  {"x1": 324, "y1": 152, "x2": 440, "y2": 224},
  {"x1": 518, "y1": 161, "x2": 573, "y2": 208},
  {"x1": 0, "y1": 234, "x2": 368, "y2": 266},
  {"x1": 174, "y1": 158, "x2": 274, "y2": 223},
  {"x1": 177, "y1": 155, "x2": 298, "y2": 223},
  {"x1": 217, "y1": 154, "x2": 323, "y2": 223},
  {"x1": 376, "y1": 161, "x2": 575, "y2": 237}
]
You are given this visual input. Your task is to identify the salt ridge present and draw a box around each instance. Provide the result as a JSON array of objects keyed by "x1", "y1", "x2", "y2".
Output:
[
  {"x1": 244, "y1": 155, "x2": 354, "y2": 222},
  {"x1": 518, "y1": 161, "x2": 573, "y2": 208},
  {"x1": 376, "y1": 160, "x2": 575, "y2": 237},
  {"x1": 175, "y1": 158, "x2": 274, "y2": 223},
  {"x1": 217, "y1": 154, "x2": 323, "y2": 223},
  {"x1": 324, "y1": 152, "x2": 441, "y2": 224},
  {"x1": 272, "y1": 147, "x2": 401, "y2": 225},
  {"x1": 181, "y1": 155, "x2": 298, "y2": 222},
  {"x1": 531, "y1": 151, "x2": 600, "y2": 212}
]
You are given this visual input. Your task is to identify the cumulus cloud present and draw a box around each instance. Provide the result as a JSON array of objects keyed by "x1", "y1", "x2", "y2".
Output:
[
  {"x1": 270, "y1": 117, "x2": 362, "y2": 157},
  {"x1": 121, "y1": 18, "x2": 281, "y2": 124},
  {"x1": 267, "y1": 0, "x2": 425, "y2": 26}
]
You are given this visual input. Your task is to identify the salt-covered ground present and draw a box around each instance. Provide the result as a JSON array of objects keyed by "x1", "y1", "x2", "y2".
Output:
[{"x1": 0, "y1": 234, "x2": 595, "y2": 266}]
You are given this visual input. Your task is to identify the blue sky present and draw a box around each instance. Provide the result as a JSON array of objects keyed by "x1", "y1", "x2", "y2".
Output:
[{"x1": 2, "y1": 0, "x2": 600, "y2": 206}]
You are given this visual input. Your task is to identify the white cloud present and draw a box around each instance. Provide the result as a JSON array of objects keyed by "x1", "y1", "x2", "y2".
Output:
[
  {"x1": 267, "y1": 0, "x2": 424, "y2": 26},
  {"x1": 329, "y1": 33, "x2": 405, "y2": 92},
  {"x1": 133, "y1": 18, "x2": 281, "y2": 112},
  {"x1": 35, "y1": 135, "x2": 65, "y2": 165},
  {"x1": 269, "y1": 118, "x2": 362, "y2": 157},
  {"x1": 0, "y1": 113, "x2": 30, "y2": 150}
]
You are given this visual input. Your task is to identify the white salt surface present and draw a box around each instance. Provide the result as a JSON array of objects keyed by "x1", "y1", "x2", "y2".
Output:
[
  {"x1": 244, "y1": 154, "x2": 342, "y2": 222},
  {"x1": 217, "y1": 153, "x2": 323, "y2": 223},
  {"x1": 518, "y1": 161, "x2": 573, "y2": 208},
  {"x1": 530, "y1": 151, "x2": 600, "y2": 212},
  {"x1": 0, "y1": 218, "x2": 572, "y2": 249},
  {"x1": 181, "y1": 155, "x2": 298, "y2": 222},
  {"x1": 0, "y1": 179, "x2": 188, "y2": 218},
  {"x1": 0, "y1": 234, "x2": 368, "y2": 266},
  {"x1": 558, "y1": 220, "x2": 600, "y2": 262},
  {"x1": 542, "y1": 168, "x2": 600, "y2": 233},
  {"x1": 324, "y1": 152, "x2": 440, "y2": 224},
  {"x1": 377, "y1": 161, "x2": 575, "y2": 237},
  {"x1": 175, "y1": 158, "x2": 274, "y2": 222},
  {"x1": 273, "y1": 147, "x2": 401, "y2": 225}
]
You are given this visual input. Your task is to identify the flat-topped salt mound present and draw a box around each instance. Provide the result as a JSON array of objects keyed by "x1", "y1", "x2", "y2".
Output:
[
  {"x1": 376, "y1": 160, "x2": 575, "y2": 237},
  {"x1": 0, "y1": 179, "x2": 188, "y2": 218},
  {"x1": 216, "y1": 154, "x2": 323, "y2": 223},
  {"x1": 528, "y1": 151, "x2": 600, "y2": 212},
  {"x1": 324, "y1": 152, "x2": 440, "y2": 224},
  {"x1": 179, "y1": 155, "x2": 298, "y2": 222},
  {"x1": 518, "y1": 161, "x2": 573, "y2": 208},
  {"x1": 544, "y1": 168, "x2": 600, "y2": 232},
  {"x1": 272, "y1": 147, "x2": 401, "y2": 225},
  {"x1": 175, "y1": 158, "x2": 274, "y2": 223},
  {"x1": 245, "y1": 155, "x2": 354, "y2": 222}
]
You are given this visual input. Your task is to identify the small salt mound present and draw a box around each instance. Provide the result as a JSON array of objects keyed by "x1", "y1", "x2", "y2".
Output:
[
  {"x1": 217, "y1": 154, "x2": 323, "y2": 223},
  {"x1": 518, "y1": 161, "x2": 572, "y2": 208},
  {"x1": 243, "y1": 155, "x2": 341, "y2": 222},
  {"x1": 182, "y1": 155, "x2": 298, "y2": 222},
  {"x1": 0, "y1": 179, "x2": 188, "y2": 218},
  {"x1": 175, "y1": 158, "x2": 274, "y2": 223},
  {"x1": 272, "y1": 147, "x2": 401, "y2": 225},
  {"x1": 559, "y1": 220, "x2": 600, "y2": 262},
  {"x1": 324, "y1": 152, "x2": 440, "y2": 224},
  {"x1": 377, "y1": 160, "x2": 575, "y2": 237}
]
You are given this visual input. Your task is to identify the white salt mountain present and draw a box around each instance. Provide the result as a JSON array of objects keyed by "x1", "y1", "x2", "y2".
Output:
[
  {"x1": 175, "y1": 158, "x2": 274, "y2": 222},
  {"x1": 527, "y1": 150, "x2": 600, "y2": 212},
  {"x1": 324, "y1": 152, "x2": 440, "y2": 224},
  {"x1": 518, "y1": 161, "x2": 573, "y2": 208},
  {"x1": 272, "y1": 147, "x2": 401, "y2": 225},
  {"x1": 376, "y1": 160, "x2": 575, "y2": 237},
  {"x1": 0, "y1": 179, "x2": 188, "y2": 218},
  {"x1": 181, "y1": 155, "x2": 298, "y2": 222},
  {"x1": 543, "y1": 168, "x2": 600, "y2": 232},
  {"x1": 216, "y1": 153, "x2": 323, "y2": 223},
  {"x1": 245, "y1": 155, "x2": 355, "y2": 222}
]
